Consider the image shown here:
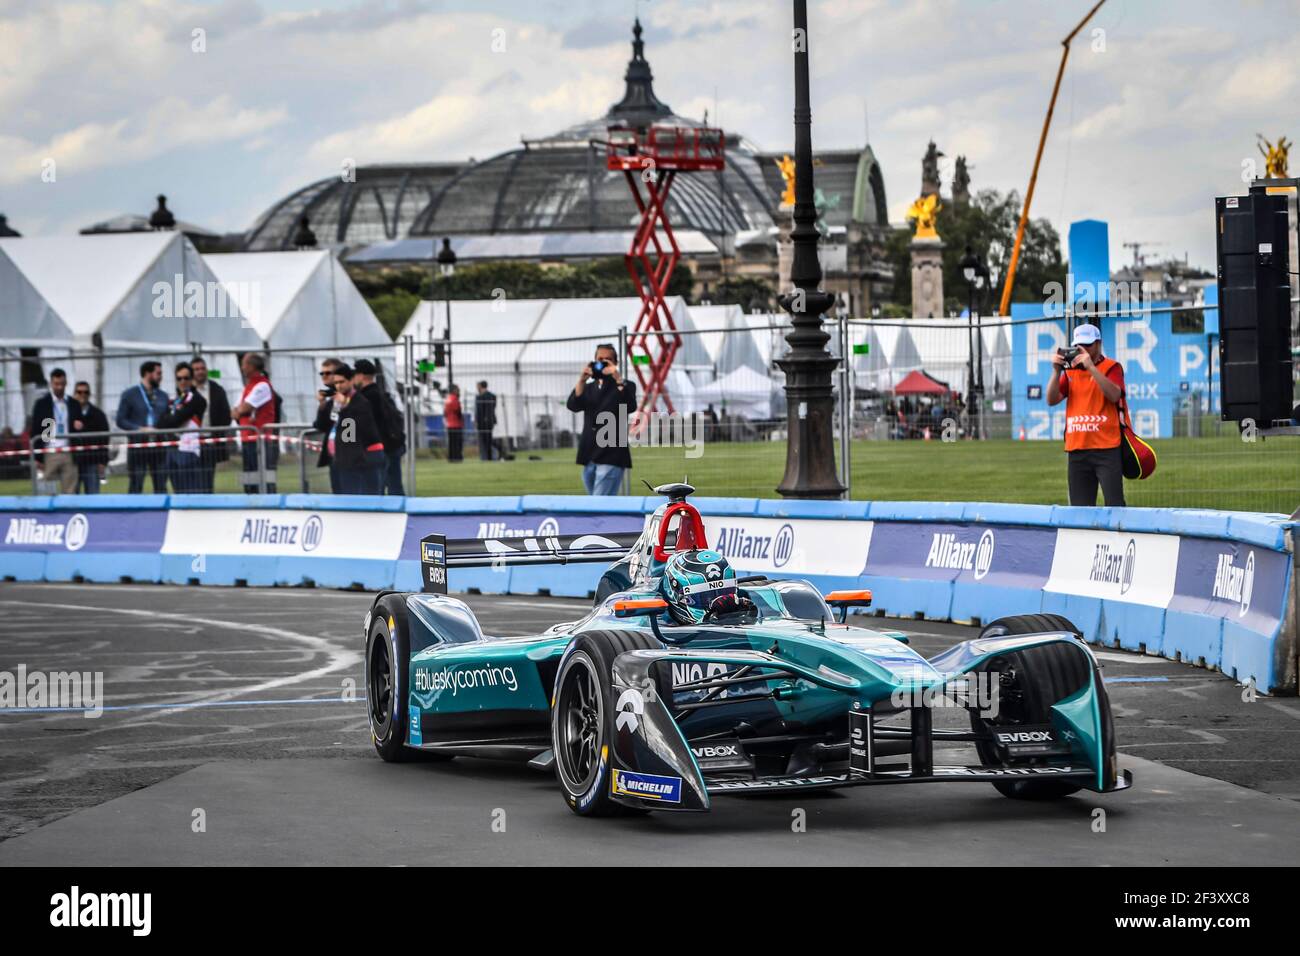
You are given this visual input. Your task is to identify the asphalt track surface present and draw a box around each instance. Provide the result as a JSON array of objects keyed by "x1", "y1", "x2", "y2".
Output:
[{"x1": 0, "y1": 582, "x2": 1297, "y2": 865}]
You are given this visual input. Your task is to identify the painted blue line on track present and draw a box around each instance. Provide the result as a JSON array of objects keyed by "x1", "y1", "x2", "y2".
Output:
[
  {"x1": 1, "y1": 696, "x2": 369, "y2": 715},
  {"x1": 1103, "y1": 676, "x2": 1171, "y2": 684}
]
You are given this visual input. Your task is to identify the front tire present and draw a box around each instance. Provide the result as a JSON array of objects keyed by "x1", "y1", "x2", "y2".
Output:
[
  {"x1": 366, "y1": 593, "x2": 451, "y2": 763},
  {"x1": 552, "y1": 629, "x2": 666, "y2": 817},
  {"x1": 971, "y1": 614, "x2": 1091, "y2": 800}
]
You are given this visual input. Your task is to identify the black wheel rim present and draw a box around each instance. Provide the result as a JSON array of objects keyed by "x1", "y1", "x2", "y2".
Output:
[
  {"x1": 369, "y1": 630, "x2": 393, "y2": 739},
  {"x1": 557, "y1": 658, "x2": 602, "y2": 792}
]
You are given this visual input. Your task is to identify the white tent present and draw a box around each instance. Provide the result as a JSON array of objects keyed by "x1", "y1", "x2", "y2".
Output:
[
  {"x1": 396, "y1": 296, "x2": 721, "y2": 442},
  {"x1": 690, "y1": 365, "x2": 775, "y2": 420},
  {"x1": 0, "y1": 232, "x2": 261, "y2": 431},
  {"x1": 206, "y1": 250, "x2": 390, "y2": 422},
  {"x1": 0, "y1": 247, "x2": 75, "y2": 430}
]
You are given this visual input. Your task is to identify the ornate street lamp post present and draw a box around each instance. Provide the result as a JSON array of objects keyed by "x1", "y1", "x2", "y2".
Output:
[
  {"x1": 436, "y1": 237, "x2": 457, "y2": 389},
  {"x1": 776, "y1": 0, "x2": 844, "y2": 499}
]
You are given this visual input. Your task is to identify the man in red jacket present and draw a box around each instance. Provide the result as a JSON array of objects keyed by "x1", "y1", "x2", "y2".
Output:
[
  {"x1": 444, "y1": 384, "x2": 464, "y2": 462},
  {"x1": 231, "y1": 353, "x2": 278, "y2": 494}
]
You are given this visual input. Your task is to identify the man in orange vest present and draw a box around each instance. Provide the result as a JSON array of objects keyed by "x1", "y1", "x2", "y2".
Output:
[
  {"x1": 231, "y1": 353, "x2": 278, "y2": 494},
  {"x1": 1046, "y1": 323, "x2": 1126, "y2": 507}
]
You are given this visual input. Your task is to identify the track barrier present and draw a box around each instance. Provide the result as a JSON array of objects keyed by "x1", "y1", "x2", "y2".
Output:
[{"x1": 0, "y1": 494, "x2": 1294, "y2": 693}]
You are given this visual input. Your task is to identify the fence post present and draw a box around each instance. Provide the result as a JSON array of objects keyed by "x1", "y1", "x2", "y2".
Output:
[
  {"x1": 257, "y1": 430, "x2": 267, "y2": 495},
  {"x1": 404, "y1": 334, "x2": 416, "y2": 497},
  {"x1": 619, "y1": 325, "x2": 630, "y2": 497},
  {"x1": 838, "y1": 315, "x2": 851, "y2": 499},
  {"x1": 298, "y1": 427, "x2": 308, "y2": 493},
  {"x1": 29, "y1": 447, "x2": 38, "y2": 495}
]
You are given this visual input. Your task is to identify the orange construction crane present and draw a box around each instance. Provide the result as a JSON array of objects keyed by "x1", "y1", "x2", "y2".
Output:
[{"x1": 998, "y1": 0, "x2": 1108, "y2": 316}]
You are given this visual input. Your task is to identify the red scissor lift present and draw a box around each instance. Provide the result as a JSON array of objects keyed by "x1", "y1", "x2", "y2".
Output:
[{"x1": 606, "y1": 125, "x2": 725, "y2": 413}]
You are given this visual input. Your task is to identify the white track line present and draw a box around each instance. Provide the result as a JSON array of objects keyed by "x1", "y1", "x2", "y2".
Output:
[{"x1": 0, "y1": 600, "x2": 360, "y2": 725}]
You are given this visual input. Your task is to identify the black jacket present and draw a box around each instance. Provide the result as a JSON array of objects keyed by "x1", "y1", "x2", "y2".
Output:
[
  {"x1": 157, "y1": 389, "x2": 208, "y2": 432},
  {"x1": 70, "y1": 401, "x2": 111, "y2": 466},
  {"x1": 200, "y1": 381, "x2": 232, "y2": 462},
  {"x1": 28, "y1": 392, "x2": 77, "y2": 452},
  {"x1": 322, "y1": 393, "x2": 383, "y2": 471},
  {"x1": 475, "y1": 390, "x2": 497, "y2": 431},
  {"x1": 359, "y1": 381, "x2": 405, "y2": 453},
  {"x1": 313, "y1": 398, "x2": 339, "y2": 467},
  {"x1": 566, "y1": 376, "x2": 636, "y2": 468}
]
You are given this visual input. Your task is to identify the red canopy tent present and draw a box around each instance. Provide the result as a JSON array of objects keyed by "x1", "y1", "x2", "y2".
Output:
[{"x1": 893, "y1": 370, "x2": 952, "y2": 395}]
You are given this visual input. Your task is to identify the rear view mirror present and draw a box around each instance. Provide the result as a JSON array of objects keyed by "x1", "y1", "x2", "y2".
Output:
[{"x1": 824, "y1": 589, "x2": 872, "y2": 623}]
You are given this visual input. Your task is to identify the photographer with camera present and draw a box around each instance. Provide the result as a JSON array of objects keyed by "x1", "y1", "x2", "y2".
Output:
[
  {"x1": 1046, "y1": 323, "x2": 1127, "y2": 507},
  {"x1": 566, "y1": 343, "x2": 636, "y2": 496}
]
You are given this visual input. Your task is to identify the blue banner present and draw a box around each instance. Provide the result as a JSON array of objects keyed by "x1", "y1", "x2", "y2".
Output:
[
  {"x1": 864, "y1": 521, "x2": 1055, "y2": 588},
  {"x1": 1011, "y1": 300, "x2": 1220, "y2": 440},
  {"x1": 0, "y1": 509, "x2": 167, "y2": 554},
  {"x1": 1170, "y1": 536, "x2": 1291, "y2": 636}
]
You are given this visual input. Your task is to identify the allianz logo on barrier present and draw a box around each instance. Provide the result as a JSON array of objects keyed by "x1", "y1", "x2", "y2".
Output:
[
  {"x1": 1212, "y1": 551, "x2": 1254, "y2": 616},
  {"x1": 1089, "y1": 539, "x2": 1136, "y2": 595},
  {"x1": 239, "y1": 514, "x2": 324, "y2": 552},
  {"x1": 4, "y1": 514, "x2": 89, "y2": 551},
  {"x1": 925, "y1": 529, "x2": 995, "y2": 580},
  {"x1": 712, "y1": 523, "x2": 794, "y2": 568},
  {"x1": 475, "y1": 517, "x2": 560, "y2": 539}
]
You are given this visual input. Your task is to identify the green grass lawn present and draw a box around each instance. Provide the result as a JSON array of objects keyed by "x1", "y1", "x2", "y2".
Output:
[{"x1": 6, "y1": 435, "x2": 1294, "y2": 513}]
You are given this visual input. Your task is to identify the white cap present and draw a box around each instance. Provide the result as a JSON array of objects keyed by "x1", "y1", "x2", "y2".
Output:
[{"x1": 1071, "y1": 323, "x2": 1101, "y2": 346}]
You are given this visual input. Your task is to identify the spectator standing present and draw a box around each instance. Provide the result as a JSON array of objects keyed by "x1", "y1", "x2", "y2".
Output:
[
  {"x1": 325, "y1": 364, "x2": 385, "y2": 494},
  {"x1": 313, "y1": 358, "x2": 343, "y2": 492},
  {"x1": 353, "y1": 358, "x2": 406, "y2": 495},
  {"x1": 70, "y1": 381, "x2": 109, "y2": 494},
  {"x1": 116, "y1": 360, "x2": 170, "y2": 494},
  {"x1": 190, "y1": 356, "x2": 231, "y2": 494},
  {"x1": 444, "y1": 384, "x2": 464, "y2": 462},
  {"x1": 29, "y1": 367, "x2": 78, "y2": 493},
  {"x1": 475, "y1": 380, "x2": 513, "y2": 461},
  {"x1": 231, "y1": 353, "x2": 278, "y2": 494},
  {"x1": 157, "y1": 362, "x2": 208, "y2": 494},
  {"x1": 1046, "y1": 323, "x2": 1127, "y2": 507},
  {"x1": 566, "y1": 343, "x2": 636, "y2": 496}
]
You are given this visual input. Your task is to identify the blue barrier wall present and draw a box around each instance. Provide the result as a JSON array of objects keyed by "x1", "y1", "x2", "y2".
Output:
[{"x1": 0, "y1": 494, "x2": 1294, "y2": 693}]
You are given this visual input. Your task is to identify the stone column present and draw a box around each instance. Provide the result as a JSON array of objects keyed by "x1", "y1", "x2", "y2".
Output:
[{"x1": 911, "y1": 235, "x2": 945, "y2": 319}]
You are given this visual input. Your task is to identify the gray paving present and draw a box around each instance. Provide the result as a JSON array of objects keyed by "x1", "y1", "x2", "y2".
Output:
[{"x1": 0, "y1": 581, "x2": 1296, "y2": 864}]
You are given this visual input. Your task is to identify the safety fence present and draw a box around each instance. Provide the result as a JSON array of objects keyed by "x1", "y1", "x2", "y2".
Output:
[
  {"x1": 0, "y1": 493, "x2": 1295, "y2": 693},
  {"x1": 3, "y1": 304, "x2": 1297, "y2": 510}
]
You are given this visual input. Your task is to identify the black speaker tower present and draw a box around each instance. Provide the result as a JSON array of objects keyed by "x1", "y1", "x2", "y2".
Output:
[{"x1": 1215, "y1": 186, "x2": 1294, "y2": 426}]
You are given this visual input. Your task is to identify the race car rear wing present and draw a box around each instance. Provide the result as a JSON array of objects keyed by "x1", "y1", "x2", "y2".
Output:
[{"x1": 418, "y1": 531, "x2": 641, "y2": 594}]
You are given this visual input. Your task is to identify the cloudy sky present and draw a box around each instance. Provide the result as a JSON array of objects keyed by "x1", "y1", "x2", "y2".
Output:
[{"x1": 2, "y1": 0, "x2": 1297, "y2": 271}]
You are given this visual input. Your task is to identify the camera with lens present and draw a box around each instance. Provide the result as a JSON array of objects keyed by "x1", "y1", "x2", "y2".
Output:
[
  {"x1": 1057, "y1": 346, "x2": 1081, "y2": 364},
  {"x1": 591, "y1": 360, "x2": 607, "y2": 375}
]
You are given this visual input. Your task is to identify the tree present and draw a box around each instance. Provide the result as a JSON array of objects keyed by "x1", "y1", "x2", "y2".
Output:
[{"x1": 884, "y1": 188, "x2": 1067, "y2": 315}]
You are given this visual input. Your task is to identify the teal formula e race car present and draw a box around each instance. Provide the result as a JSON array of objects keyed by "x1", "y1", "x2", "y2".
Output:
[{"x1": 364, "y1": 483, "x2": 1131, "y2": 817}]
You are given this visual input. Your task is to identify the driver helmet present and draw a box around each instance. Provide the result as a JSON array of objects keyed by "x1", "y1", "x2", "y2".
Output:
[{"x1": 662, "y1": 549, "x2": 737, "y2": 623}]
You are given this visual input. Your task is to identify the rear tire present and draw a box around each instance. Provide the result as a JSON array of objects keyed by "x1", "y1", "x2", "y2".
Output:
[
  {"x1": 971, "y1": 614, "x2": 1091, "y2": 800},
  {"x1": 366, "y1": 594, "x2": 452, "y2": 763},
  {"x1": 552, "y1": 628, "x2": 667, "y2": 817}
]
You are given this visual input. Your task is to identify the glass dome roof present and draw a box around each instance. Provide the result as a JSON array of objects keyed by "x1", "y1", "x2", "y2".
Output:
[{"x1": 244, "y1": 20, "x2": 887, "y2": 253}]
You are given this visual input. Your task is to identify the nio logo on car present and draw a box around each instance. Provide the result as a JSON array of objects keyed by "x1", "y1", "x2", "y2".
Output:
[
  {"x1": 706, "y1": 563, "x2": 722, "y2": 579},
  {"x1": 615, "y1": 687, "x2": 644, "y2": 732},
  {"x1": 1089, "y1": 538, "x2": 1136, "y2": 594},
  {"x1": 611, "y1": 769, "x2": 682, "y2": 802},
  {"x1": 5, "y1": 514, "x2": 89, "y2": 550},
  {"x1": 414, "y1": 664, "x2": 518, "y2": 696},
  {"x1": 1212, "y1": 550, "x2": 1254, "y2": 616}
]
